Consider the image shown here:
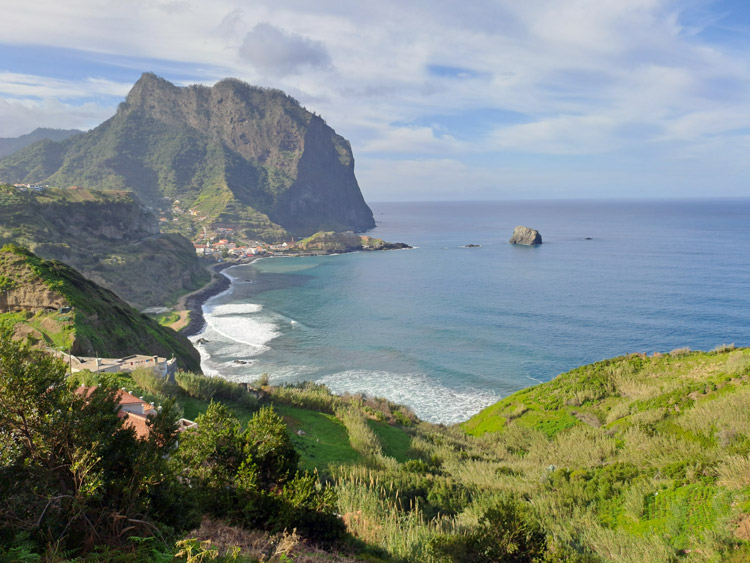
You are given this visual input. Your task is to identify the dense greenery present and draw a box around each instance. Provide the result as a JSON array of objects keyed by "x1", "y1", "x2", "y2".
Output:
[
  {"x1": 3, "y1": 328, "x2": 750, "y2": 560},
  {"x1": 0, "y1": 244, "x2": 201, "y2": 371},
  {"x1": 0, "y1": 184, "x2": 208, "y2": 308},
  {"x1": 0, "y1": 334, "x2": 341, "y2": 561}
]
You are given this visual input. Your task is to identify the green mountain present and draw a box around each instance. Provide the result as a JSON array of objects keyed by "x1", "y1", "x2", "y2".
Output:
[
  {"x1": 0, "y1": 184, "x2": 208, "y2": 309},
  {"x1": 0, "y1": 73, "x2": 375, "y2": 241},
  {"x1": 0, "y1": 127, "x2": 82, "y2": 157},
  {"x1": 0, "y1": 244, "x2": 200, "y2": 371}
]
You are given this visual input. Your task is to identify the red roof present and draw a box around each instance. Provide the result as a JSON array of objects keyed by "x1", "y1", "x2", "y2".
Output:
[{"x1": 75, "y1": 386, "x2": 155, "y2": 439}]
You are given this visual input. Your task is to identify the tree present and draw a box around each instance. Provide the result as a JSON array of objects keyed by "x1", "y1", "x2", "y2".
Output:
[
  {"x1": 174, "y1": 403, "x2": 343, "y2": 541},
  {"x1": 0, "y1": 331, "x2": 183, "y2": 551}
]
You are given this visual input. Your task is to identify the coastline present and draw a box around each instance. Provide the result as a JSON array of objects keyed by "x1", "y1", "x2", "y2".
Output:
[
  {"x1": 179, "y1": 261, "x2": 238, "y2": 337},
  {"x1": 178, "y1": 245, "x2": 412, "y2": 338}
]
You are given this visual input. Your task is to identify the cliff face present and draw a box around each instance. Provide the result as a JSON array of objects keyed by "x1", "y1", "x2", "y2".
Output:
[
  {"x1": 37, "y1": 198, "x2": 159, "y2": 241},
  {"x1": 0, "y1": 73, "x2": 375, "y2": 239},
  {"x1": 0, "y1": 186, "x2": 208, "y2": 309},
  {"x1": 0, "y1": 245, "x2": 201, "y2": 371}
]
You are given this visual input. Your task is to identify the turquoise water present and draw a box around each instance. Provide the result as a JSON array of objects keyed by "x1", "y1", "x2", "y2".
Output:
[{"x1": 193, "y1": 200, "x2": 750, "y2": 424}]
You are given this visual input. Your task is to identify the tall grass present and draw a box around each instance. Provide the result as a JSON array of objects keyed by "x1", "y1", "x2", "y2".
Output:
[
  {"x1": 175, "y1": 370, "x2": 258, "y2": 409},
  {"x1": 335, "y1": 468, "x2": 455, "y2": 562},
  {"x1": 335, "y1": 407, "x2": 397, "y2": 470}
]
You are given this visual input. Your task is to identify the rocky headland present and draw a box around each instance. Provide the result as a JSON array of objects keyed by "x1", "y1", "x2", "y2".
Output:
[{"x1": 0, "y1": 73, "x2": 375, "y2": 242}]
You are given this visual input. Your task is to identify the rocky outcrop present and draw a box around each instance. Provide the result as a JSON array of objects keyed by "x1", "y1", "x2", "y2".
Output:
[
  {"x1": 296, "y1": 231, "x2": 364, "y2": 253},
  {"x1": 509, "y1": 226, "x2": 542, "y2": 246},
  {"x1": 0, "y1": 73, "x2": 376, "y2": 239},
  {"x1": 295, "y1": 231, "x2": 412, "y2": 253}
]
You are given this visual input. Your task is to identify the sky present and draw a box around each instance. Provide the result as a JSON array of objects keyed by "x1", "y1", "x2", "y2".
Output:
[{"x1": 1, "y1": 0, "x2": 749, "y2": 201}]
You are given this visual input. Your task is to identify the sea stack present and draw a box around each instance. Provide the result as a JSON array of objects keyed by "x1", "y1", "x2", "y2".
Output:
[{"x1": 509, "y1": 226, "x2": 542, "y2": 245}]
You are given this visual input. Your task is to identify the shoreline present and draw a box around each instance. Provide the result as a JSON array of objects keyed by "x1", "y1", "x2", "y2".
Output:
[
  {"x1": 179, "y1": 261, "x2": 241, "y2": 337},
  {"x1": 178, "y1": 246, "x2": 411, "y2": 338}
]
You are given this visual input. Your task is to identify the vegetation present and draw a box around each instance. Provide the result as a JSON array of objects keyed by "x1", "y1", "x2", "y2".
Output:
[
  {"x1": 0, "y1": 183, "x2": 209, "y2": 308},
  {"x1": 0, "y1": 333, "x2": 341, "y2": 561},
  {"x1": 296, "y1": 231, "x2": 364, "y2": 253},
  {"x1": 0, "y1": 244, "x2": 201, "y2": 371},
  {"x1": 3, "y1": 329, "x2": 750, "y2": 561}
]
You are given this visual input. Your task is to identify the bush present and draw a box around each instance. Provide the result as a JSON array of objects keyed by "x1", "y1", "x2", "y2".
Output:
[
  {"x1": 173, "y1": 403, "x2": 341, "y2": 542},
  {"x1": 130, "y1": 366, "x2": 179, "y2": 398},
  {"x1": 429, "y1": 495, "x2": 550, "y2": 562}
]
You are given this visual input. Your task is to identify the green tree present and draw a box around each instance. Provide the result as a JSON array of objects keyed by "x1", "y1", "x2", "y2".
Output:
[{"x1": 0, "y1": 331, "x2": 183, "y2": 551}]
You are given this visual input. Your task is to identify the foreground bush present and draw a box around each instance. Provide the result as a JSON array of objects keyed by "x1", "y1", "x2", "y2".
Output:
[{"x1": 173, "y1": 403, "x2": 344, "y2": 543}]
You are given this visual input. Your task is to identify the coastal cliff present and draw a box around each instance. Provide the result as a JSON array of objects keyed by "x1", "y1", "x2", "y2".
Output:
[
  {"x1": 0, "y1": 185, "x2": 208, "y2": 309},
  {"x1": 0, "y1": 73, "x2": 375, "y2": 241}
]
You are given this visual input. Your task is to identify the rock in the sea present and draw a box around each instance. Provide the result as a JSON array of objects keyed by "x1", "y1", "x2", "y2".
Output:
[{"x1": 509, "y1": 226, "x2": 542, "y2": 245}]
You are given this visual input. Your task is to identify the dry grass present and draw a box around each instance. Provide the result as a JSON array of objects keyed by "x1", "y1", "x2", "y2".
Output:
[
  {"x1": 184, "y1": 518, "x2": 362, "y2": 562},
  {"x1": 716, "y1": 456, "x2": 750, "y2": 489},
  {"x1": 678, "y1": 387, "x2": 750, "y2": 438}
]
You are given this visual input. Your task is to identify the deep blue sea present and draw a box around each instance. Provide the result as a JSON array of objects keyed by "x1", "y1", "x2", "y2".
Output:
[{"x1": 192, "y1": 200, "x2": 750, "y2": 424}]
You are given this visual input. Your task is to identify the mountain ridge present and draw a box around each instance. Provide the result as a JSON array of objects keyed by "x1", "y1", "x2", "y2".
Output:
[
  {"x1": 0, "y1": 73, "x2": 375, "y2": 241},
  {"x1": 0, "y1": 127, "x2": 82, "y2": 158}
]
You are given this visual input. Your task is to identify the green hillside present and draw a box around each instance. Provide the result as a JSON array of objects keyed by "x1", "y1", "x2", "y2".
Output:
[
  {"x1": 0, "y1": 73, "x2": 375, "y2": 241},
  {"x1": 0, "y1": 244, "x2": 201, "y2": 371},
  {"x1": 260, "y1": 348, "x2": 750, "y2": 561},
  {"x1": 0, "y1": 183, "x2": 208, "y2": 308},
  {"x1": 3, "y1": 346, "x2": 750, "y2": 561}
]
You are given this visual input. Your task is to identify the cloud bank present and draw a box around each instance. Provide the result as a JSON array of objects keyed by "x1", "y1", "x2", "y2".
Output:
[{"x1": 0, "y1": 0, "x2": 748, "y2": 199}]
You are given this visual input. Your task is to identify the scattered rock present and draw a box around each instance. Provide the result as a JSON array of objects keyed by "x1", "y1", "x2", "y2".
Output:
[{"x1": 509, "y1": 226, "x2": 542, "y2": 246}]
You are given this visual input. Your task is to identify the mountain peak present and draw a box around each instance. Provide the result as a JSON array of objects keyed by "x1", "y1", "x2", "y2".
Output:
[{"x1": 0, "y1": 74, "x2": 375, "y2": 240}]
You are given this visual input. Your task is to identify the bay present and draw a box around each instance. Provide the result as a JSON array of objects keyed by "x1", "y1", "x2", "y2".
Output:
[{"x1": 192, "y1": 199, "x2": 750, "y2": 424}]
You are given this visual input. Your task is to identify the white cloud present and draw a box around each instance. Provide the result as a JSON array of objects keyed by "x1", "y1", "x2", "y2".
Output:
[
  {"x1": 0, "y1": 73, "x2": 131, "y2": 100},
  {"x1": 1, "y1": 0, "x2": 749, "y2": 197},
  {"x1": 238, "y1": 22, "x2": 332, "y2": 76},
  {"x1": 0, "y1": 98, "x2": 113, "y2": 137},
  {"x1": 361, "y1": 126, "x2": 464, "y2": 154}
]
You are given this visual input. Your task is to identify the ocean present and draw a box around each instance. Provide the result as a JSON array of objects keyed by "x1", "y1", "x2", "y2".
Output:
[{"x1": 191, "y1": 200, "x2": 750, "y2": 424}]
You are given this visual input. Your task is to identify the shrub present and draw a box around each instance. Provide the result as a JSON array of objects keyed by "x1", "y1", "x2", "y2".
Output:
[
  {"x1": 429, "y1": 495, "x2": 550, "y2": 562},
  {"x1": 130, "y1": 366, "x2": 179, "y2": 398}
]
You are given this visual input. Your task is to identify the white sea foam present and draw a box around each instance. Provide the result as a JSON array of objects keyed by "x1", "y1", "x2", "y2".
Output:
[
  {"x1": 316, "y1": 370, "x2": 498, "y2": 425},
  {"x1": 208, "y1": 303, "x2": 264, "y2": 316},
  {"x1": 201, "y1": 302, "x2": 279, "y2": 355},
  {"x1": 221, "y1": 268, "x2": 242, "y2": 282}
]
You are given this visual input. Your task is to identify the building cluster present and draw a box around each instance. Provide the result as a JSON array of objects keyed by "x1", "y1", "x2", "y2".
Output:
[
  {"x1": 59, "y1": 352, "x2": 177, "y2": 378},
  {"x1": 192, "y1": 227, "x2": 273, "y2": 258},
  {"x1": 13, "y1": 183, "x2": 46, "y2": 192}
]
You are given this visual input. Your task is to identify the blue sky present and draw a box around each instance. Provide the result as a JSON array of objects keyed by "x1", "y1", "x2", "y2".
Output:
[{"x1": 1, "y1": 0, "x2": 749, "y2": 201}]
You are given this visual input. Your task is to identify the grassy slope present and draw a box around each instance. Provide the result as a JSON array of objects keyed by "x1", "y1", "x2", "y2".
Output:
[
  {"x1": 0, "y1": 245, "x2": 201, "y2": 371},
  {"x1": 54, "y1": 348, "x2": 750, "y2": 561},
  {"x1": 263, "y1": 348, "x2": 750, "y2": 561}
]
